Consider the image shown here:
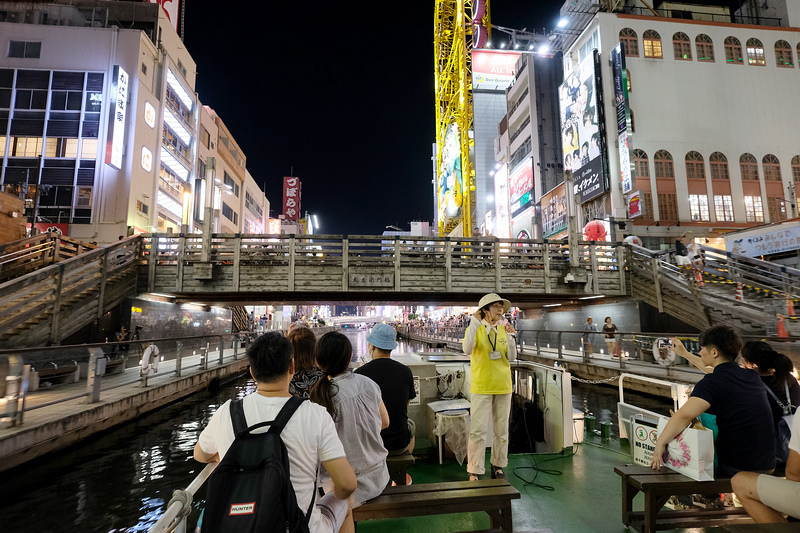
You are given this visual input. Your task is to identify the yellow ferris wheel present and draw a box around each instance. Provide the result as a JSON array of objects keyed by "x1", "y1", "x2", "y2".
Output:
[{"x1": 434, "y1": 0, "x2": 490, "y2": 237}]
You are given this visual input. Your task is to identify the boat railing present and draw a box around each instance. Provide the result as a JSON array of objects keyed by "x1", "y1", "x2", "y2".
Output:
[
  {"x1": 0, "y1": 331, "x2": 260, "y2": 427},
  {"x1": 616, "y1": 373, "x2": 691, "y2": 441},
  {"x1": 147, "y1": 462, "x2": 217, "y2": 533}
]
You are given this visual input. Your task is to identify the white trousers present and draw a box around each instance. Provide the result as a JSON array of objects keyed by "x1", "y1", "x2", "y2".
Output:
[{"x1": 467, "y1": 392, "x2": 512, "y2": 475}]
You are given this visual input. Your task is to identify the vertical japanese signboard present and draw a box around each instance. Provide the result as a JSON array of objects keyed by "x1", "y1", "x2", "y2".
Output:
[
  {"x1": 105, "y1": 65, "x2": 128, "y2": 170},
  {"x1": 559, "y1": 50, "x2": 609, "y2": 203},
  {"x1": 282, "y1": 177, "x2": 301, "y2": 220},
  {"x1": 611, "y1": 43, "x2": 633, "y2": 194},
  {"x1": 508, "y1": 158, "x2": 534, "y2": 218}
]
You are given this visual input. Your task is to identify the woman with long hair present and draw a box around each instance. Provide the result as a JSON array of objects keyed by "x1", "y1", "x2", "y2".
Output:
[
  {"x1": 310, "y1": 332, "x2": 390, "y2": 514},
  {"x1": 287, "y1": 326, "x2": 323, "y2": 399},
  {"x1": 741, "y1": 340, "x2": 799, "y2": 422}
]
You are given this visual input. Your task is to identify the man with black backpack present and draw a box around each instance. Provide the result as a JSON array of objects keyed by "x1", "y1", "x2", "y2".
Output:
[{"x1": 194, "y1": 331, "x2": 357, "y2": 533}]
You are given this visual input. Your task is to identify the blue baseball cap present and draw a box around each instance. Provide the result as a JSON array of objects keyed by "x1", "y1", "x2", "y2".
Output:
[{"x1": 366, "y1": 323, "x2": 398, "y2": 351}]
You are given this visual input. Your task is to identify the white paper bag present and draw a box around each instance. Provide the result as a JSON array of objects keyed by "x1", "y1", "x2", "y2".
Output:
[{"x1": 656, "y1": 418, "x2": 715, "y2": 481}]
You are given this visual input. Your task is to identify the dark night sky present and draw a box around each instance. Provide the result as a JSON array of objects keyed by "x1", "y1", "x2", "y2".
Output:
[{"x1": 183, "y1": 1, "x2": 563, "y2": 235}]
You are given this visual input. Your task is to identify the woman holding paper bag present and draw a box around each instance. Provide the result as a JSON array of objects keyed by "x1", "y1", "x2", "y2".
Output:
[{"x1": 651, "y1": 326, "x2": 776, "y2": 477}]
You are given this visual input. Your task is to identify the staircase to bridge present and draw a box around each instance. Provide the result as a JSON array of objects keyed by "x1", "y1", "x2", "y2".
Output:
[{"x1": 0, "y1": 233, "x2": 797, "y2": 348}]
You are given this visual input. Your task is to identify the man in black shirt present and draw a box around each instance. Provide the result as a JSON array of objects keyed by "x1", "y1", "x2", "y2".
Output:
[
  {"x1": 355, "y1": 324, "x2": 416, "y2": 455},
  {"x1": 651, "y1": 326, "x2": 776, "y2": 477}
]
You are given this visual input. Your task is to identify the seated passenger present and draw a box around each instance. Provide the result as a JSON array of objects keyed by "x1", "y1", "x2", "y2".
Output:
[
  {"x1": 288, "y1": 326, "x2": 323, "y2": 399},
  {"x1": 193, "y1": 331, "x2": 357, "y2": 533},
  {"x1": 355, "y1": 324, "x2": 417, "y2": 456},
  {"x1": 741, "y1": 341, "x2": 799, "y2": 424},
  {"x1": 310, "y1": 332, "x2": 390, "y2": 508},
  {"x1": 651, "y1": 326, "x2": 776, "y2": 477},
  {"x1": 732, "y1": 414, "x2": 800, "y2": 522}
]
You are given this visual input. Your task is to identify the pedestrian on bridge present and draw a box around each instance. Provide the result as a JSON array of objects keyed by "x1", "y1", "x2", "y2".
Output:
[
  {"x1": 583, "y1": 317, "x2": 597, "y2": 356},
  {"x1": 463, "y1": 293, "x2": 517, "y2": 482}
]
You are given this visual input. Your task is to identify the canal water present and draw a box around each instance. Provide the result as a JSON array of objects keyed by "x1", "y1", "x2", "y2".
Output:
[{"x1": 0, "y1": 330, "x2": 671, "y2": 533}]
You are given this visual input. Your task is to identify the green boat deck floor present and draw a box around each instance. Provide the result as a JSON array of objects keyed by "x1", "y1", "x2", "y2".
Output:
[{"x1": 356, "y1": 434, "x2": 739, "y2": 533}]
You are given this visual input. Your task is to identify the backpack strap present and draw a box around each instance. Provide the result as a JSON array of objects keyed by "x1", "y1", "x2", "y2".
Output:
[
  {"x1": 763, "y1": 382, "x2": 789, "y2": 413},
  {"x1": 230, "y1": 398, "x2": 249, "y2": 437},
  {"x1": 269, "y1": 396, "x2": 306, "y2": 435}
]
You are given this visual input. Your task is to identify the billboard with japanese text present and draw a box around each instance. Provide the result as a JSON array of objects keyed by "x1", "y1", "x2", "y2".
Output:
[
  {"x1": 472, "y1": 50, "x2": 521, "y2": 90},
  {"x1": 726, "y1": 223, "x2": 800, "y2": 258},
  {"x1": 282, "y1": 176, "x2": 301, "y2": 220},
  {"x1": 539, "y1": 183, "x2": 568, "y2": 239},
  {"x1": 559, "y1": 50, "x2": 609, "y2": 203},
  {"x1": 437, "y1": 124, "x2": 463, "y2": 230},
  {"x1": 508, "y1": 158, "x2": 534, "y2": 219}
]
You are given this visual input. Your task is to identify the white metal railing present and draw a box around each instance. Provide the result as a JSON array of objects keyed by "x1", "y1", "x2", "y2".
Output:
[{"x1": 147, "y1": 462, "x2": 217, "y2": 533}]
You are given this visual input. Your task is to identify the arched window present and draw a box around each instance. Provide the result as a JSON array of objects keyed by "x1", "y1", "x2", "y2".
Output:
[
  {"x1": 673, "y1": 32, "x2": 692, "y2": 60},
  {"x1": 775, "y1": 40, "x2": 793, "y2": 67},
  {"x1": 710, "y1": 152, "x2": 729, "y2": 180},
  {"x1": 632, "y1": 149, "x2": 649, "y2": 181},
  {"x1": 619, "y1": 28, "x2": 639, "y2": 57},
  {"x1": 762, "y1": 154, "x2": 782, "y2": 181},
  {"x1": 696, "y1": 34, "x2": 715, "y2": 62},
  {"x1": 792, "y1": 155, "x2": 800, "y2": 183},
  {"x1": 740, "y1": 153, "x2": 759, "y2": 181},
  {"x1": 685, "y1": 151, "x2": 706, "y2": 180},
  {"x1": 643, "y1": 30, "x2": 663, "y2": 59},
  {"x1": 654, "y1": 150, "x2": 674, "y2": 179},
  {"x1": 724, "y1": 37, "x2": 743, "y2": 64},
  {"x1": 746, "y1": 38, "x2": 766, "y2": 66}
]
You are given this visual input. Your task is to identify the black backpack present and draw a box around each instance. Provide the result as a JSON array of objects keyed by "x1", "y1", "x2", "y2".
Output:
[{"x1": 201, "y1": 396, "x2": 315, "y2": 533}]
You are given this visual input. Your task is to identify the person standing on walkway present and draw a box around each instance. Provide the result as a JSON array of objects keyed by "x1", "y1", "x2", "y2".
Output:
[
  {"x1": 602, "y1": 317, "x2": 618, "y2": 357},
  {"x1": 675, "y1": 232, "x2": 691, "y2": 267},
  {"x1": 583, "y1": 317, "x2": 597, "y2": 356},
  {"x1": 463, "y1": 293, "x2": 517, "y2": 481}
]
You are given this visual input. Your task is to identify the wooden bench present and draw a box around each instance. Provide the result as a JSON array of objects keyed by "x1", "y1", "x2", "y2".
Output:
[
  {"x1": 33, "y1": 362, "x2": 79, "y2": 390},
  {"x1": 615, "y1": 464, "x2": 752, "y2": 532},
  {"x1": 353, "y1": 479, "x2": 520, "y2": 532},
  {"x1": 104, "y1": 357, "x2": 126, "y2": 374},
  {"x1": 386, "y1": 453, "x2": 415, "y2": 486},
  {"x1": 718, "y1": 524, "x2": 800, "y2": 532}
]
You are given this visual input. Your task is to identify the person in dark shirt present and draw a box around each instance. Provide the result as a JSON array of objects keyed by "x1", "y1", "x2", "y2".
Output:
[
  {"x1": 355, "y1": 324, "x2": 416, "y2": 455},
  {"x1": 741, "y1": 340, "x2": 799, "y2": 424},
  {"x1": 651, "y1": 326, "x2": 776, "y2": 477},
  {"x1": 675, "y1": 232, "x2": 690, "y2": 267}
]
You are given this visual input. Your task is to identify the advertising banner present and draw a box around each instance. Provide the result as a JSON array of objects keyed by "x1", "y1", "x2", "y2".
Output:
[
  {"x1": 574, "y1": 156, "x2": 605, "y2": 203},
  {"x1": 611, "y1": 44, "x2": 633, "y2": 194},
  {"x1": 105, "y1": 65, "x2": 128, "y2": 170},
  {"x1": 726, "y1": 223, "x2": 800, "y2": 257},
  {"x1": 282, "y1": 177, "x2": 301, "y2": 220},
  {"x1": 509, "y1": 159, "x2": 534, "y2": 218},
  {"x1": 437, "y1": 124, "x2": 464, "y2": 230},
  {"x1": 559, "y1": 51, "x2": 608, "y2": 203},
  {"x1": 627, "y1": 191, "x2": 643, "y2": 218},
  {"x1": 27, "y1": 222, "x2": 69, "y2": 236},
  {"x1": 494, "y1": 163, "x2": 511, "y2": 238},
  {"x1": 148, "y1": 0, "x2": 181, "y2": 33},
  {"x1": 472, "y1": 50, "x2": 521, "y2": 90},
  {"x1": 539, "y1": 183, "x2": 568, "y2": 239}
]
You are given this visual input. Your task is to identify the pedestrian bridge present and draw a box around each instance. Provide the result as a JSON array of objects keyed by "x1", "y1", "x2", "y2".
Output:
[
  {"x1": 144, "y1": 234, "x2": 629, "y2": 304},
  {"x1": 1, "y1": 233, "x2": 798, "y2": 348}
]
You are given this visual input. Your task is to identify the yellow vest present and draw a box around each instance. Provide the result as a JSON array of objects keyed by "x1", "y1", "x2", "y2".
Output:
[{"x1": 468, "y1": 324, "x2": 512, "y2": 395}]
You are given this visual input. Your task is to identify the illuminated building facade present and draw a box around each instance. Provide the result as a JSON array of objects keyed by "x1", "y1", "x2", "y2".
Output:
[
  {"x1": 0, "y1": 0, "x2": 267, "y2": 243},
  {"x1": 555, "y1": 0, "x2": 800, "y2": 246}
]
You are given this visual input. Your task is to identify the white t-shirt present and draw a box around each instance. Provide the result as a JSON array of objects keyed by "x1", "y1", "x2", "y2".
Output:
[
  {"x1": 790, "y1": 410, "x2": 800, "y2": 454},
  {"x1": 197, "y1": 394, "x2": 346, "y2": 532}
]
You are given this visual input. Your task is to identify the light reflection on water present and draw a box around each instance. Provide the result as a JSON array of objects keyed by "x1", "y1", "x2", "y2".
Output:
[{"x1": 0, "y1": 330, "x2": 668, "y2": 532}]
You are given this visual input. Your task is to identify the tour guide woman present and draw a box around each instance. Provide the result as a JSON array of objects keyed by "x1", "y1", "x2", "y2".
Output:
[{"x1": 463, "y1": 293, "x2": 517, "y2": 481}]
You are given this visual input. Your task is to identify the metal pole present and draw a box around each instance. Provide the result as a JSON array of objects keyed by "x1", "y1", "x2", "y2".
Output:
[
  {"x1": 175, "y1": 341, "x2": 182, "y2": 377},
  {"x1": 86, "y1": 348, "x2": 102, "y2": 403},
  {"x1": 218, "y1": 336, "x2": 224, "y2": 365},
  {"x1": 557, "y1": 332, "x2": 563, "y2": 359},
  {"x1": 233, "y1": 335, "x2": 238, "y2": 360},
  {"x1": 18, "y1": 364, "x2": 31, "y2": 425}
]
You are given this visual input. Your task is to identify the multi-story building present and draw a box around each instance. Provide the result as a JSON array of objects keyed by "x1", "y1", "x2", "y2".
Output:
[
  {"x1": 554, "y1": 0, "x2": 800, "y2": 246},
  {"x1": 243, "y1": 170, "x2": 268, "y2": 234},
  {"x1": 0, "y1": 0, "x2": 269, "y2": 242}
]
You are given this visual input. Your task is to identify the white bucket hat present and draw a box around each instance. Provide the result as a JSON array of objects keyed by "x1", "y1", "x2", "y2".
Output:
[{"x1": 478, "y1": 293, "x2": 511, "y2": 312}]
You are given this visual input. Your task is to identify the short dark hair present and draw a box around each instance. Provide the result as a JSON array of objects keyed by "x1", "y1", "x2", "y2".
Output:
[
  {"x1": 247, "y1": 331, "x2": 293, "y2": 383},
  {"x1": 698, "y1": 326, "x2": 742, "y2": 361}
]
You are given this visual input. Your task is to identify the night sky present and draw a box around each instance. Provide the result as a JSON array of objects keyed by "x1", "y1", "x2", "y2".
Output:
[{"x1": 183, "y1": 1, "x2": 563, "y2": 235}]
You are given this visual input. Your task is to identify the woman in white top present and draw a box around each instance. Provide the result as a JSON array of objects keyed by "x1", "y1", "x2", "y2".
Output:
[{"x1": 310, "y1": 332, "x2": 390, "y2": 509}]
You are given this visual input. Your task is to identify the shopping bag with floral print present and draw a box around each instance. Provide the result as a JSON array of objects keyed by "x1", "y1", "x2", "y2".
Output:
[{"x1": 656, "y1": 417, "x2": 715, "y2": 481}]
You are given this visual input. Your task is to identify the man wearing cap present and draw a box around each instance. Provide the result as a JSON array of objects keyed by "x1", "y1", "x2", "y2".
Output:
[
  {"x1": 355, "y1": 323, "x2": 417, "y2": 456},
  {"x1": 463, "y1": 293, "x2": 517, "y2": 481}
]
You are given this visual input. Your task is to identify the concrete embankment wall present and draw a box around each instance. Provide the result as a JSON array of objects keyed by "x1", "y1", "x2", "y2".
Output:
[{"x1": 0, "y1": 359, "x2": 249, "y2": 473}]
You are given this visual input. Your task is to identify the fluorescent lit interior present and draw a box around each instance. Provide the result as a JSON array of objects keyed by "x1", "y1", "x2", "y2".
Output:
[
  {"x1": 157, "y1": 190, "x2": 184, "y2": 218},
  {"x1": 164, "y1": 108, "x2": 192, "y2": 145},
  {"x1": 167, "y1": 69, "x2": 194, "y2": 109},
  {"x1": 160, "y1": 148, "x2": 189, "y2": 180}
]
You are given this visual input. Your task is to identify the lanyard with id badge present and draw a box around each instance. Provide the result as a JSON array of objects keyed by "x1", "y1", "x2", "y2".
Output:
[{"x1": 487, "y1": 325, "x2": 502, "y2": 360}]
